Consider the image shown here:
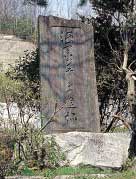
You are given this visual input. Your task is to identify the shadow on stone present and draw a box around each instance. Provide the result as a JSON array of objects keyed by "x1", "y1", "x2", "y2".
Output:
[{"x1": 128, "y1": 131, "x2": 136, "y2": 159}]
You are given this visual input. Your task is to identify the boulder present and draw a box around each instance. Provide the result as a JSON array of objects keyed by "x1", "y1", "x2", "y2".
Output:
[{"x1": 50, "y1": 132, "x2": 131, "y2": 169}]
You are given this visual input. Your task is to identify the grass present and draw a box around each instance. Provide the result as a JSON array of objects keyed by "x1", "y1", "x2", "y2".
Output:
[
  {"x1": 14, "y1": 166, "x2": 113, "y2": 178},
  {"x1": 20, "y1": 166, "x2": 35, "y2": 176},
  {"x1": 74, "y1": 170, "x2": 136, "y2": 179},
  {"x1": 9, "y1": 165, "x2": 136, "y2": 179},
  {"x1": 43, "y1": 166, "x2": 115, "y2": 178},
  {"x1": 54, "y1": 166, "x2": 110, "y2": 175}
]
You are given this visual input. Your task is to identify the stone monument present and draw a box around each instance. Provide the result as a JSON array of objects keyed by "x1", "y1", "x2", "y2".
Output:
[{"x1": 39, "y1": 16, "x2": 100, "y2": 133}]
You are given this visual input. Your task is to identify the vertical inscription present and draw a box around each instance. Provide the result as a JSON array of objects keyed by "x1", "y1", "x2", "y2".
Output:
[
  {"x1": 39, "y1": 16, "x2": 100, "y2": 133},
  {"x1": 61, "y1": 30, "x2": 78, "y2": 124}
]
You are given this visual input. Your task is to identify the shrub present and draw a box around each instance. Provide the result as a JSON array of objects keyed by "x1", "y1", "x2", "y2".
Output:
[{"x1": 0, "y1": 131, "x2": 14, "y2": 178}]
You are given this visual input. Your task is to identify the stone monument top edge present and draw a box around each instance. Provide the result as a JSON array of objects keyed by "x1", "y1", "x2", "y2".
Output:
[{"x1": 38, "y1": 15, "x2": 93, "y2": 32}]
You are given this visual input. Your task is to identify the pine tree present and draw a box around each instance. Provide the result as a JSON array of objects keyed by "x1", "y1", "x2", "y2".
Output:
[{"x1": 80, "y1": 0, "x2": 136, "y2": 157}]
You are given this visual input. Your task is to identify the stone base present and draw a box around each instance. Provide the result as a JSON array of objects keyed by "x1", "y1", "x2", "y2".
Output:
[{"x1": 50, "y1": 132, "x2": 131, "y2": 169}]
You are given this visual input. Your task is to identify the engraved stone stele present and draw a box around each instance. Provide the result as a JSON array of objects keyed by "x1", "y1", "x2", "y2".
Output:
[{"x1": 39, "y1": 16, "x2": 100, "y2": 133}]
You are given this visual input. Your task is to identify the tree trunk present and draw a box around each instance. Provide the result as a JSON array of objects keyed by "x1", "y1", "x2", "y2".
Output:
[
  {"x1": 129, "y1": 105, "x2": 136, "y2": 159},
  {"x1": 127, "y1": 75, "x2": 136, "y2": 158}
]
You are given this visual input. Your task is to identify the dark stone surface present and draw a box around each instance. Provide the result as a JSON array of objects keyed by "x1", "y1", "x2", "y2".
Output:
[{"x1": 39, "y1": 16, "x2": 100, "y2": 133}]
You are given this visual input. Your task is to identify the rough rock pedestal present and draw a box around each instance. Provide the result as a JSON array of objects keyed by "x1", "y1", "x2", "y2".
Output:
[{"x1": 50, "y1": 132, "x2": 131, "y2": 169}]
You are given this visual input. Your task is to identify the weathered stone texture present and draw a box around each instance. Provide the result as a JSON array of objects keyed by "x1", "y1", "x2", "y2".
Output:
[
  {"x1": 50, "y1": 132, "x2": 131, "y2": 169},
  {"x1": 39, "y1": 16, "x2": 99, "y2": 133}
]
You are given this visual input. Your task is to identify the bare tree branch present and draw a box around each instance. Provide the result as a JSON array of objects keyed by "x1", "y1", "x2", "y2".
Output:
[{"x1": 40, "y1": 103, "x2": 65, "y2": 132}]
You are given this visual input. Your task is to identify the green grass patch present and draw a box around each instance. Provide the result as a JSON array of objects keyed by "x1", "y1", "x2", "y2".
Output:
[
  {"x1": 43, "y1": 166, "x2": 114, "y2": 178},
  {"x1": 74, "y1": 169, "x2": 136, "y2": 179},
  {"x1": 55, "y1": 166, "x2": 111, "y2": 175},
  {"x1": 20, "y1": 166, "x2": 35, "y2": 176},
  {"x1": 8, "y1": 165, "x2": 136, "y2": 179}
]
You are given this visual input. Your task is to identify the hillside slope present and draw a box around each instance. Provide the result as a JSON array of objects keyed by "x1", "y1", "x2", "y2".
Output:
[{"x1": 0, "y1": 34, "x2": 36, "y2": 71}]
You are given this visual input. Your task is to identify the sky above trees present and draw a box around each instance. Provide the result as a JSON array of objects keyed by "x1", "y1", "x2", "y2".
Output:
[{"x1": 45, "y1": 0, "x2": 93, "y2": 19}]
